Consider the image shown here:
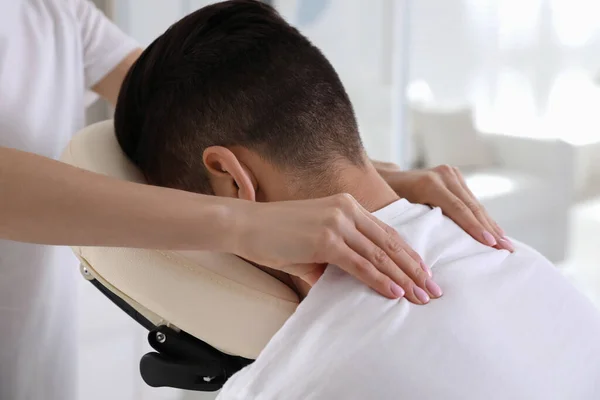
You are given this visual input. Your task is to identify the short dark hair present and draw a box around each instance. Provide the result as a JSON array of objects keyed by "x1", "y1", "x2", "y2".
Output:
[{"x1": 114, "y1": 0, "x2": 365, "y2": 194}]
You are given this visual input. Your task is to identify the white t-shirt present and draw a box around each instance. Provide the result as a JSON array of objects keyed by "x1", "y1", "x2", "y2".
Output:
[
  {"x1": 218, "y1": 199, "x2": 600, "y2": 400},
  {"x1": 0, "y1": 1, "x2": 137, "y2": 399}
]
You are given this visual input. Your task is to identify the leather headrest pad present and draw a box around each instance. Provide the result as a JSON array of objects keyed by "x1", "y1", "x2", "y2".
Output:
[{"x1": 61, "y1": 120, "x2": 299, "y2": 359}]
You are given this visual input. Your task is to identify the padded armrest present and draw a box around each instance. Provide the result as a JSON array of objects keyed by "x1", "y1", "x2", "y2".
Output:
[{"x1": 61, "y1": 120, "x2": 299, "y2": 359}]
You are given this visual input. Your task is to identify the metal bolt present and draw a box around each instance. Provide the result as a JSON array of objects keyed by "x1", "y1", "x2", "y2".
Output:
[
  {"x1": 82, "y1": 267, "x2": 90, "y2": 276},
  {"x1": 156, "y1": 332, "x2": 166, "y2": 343},
  {"x1": 203, "y1": 376, "x2": 214, "y2": 382}
]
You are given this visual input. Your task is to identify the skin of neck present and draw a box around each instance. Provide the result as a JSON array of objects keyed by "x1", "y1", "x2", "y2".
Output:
[
  {"x1": 225, "y1": 147, "x2": 400, "y2": 211},
  {"x1": 293, "y1": 161, "x2": 400, "y2": 213}
]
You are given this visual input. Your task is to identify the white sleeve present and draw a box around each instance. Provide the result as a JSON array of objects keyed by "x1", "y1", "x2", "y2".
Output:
[{"x1": 73, "y1": 0, "x2": 140, "y2": 89}]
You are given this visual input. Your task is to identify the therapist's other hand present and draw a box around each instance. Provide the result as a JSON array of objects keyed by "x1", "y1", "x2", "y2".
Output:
[
  {"x1": 379, "y1": 163, "x2": 513, "y2": 252},
  {"x1": 233, "y1": 193, "x2": 437, "y2": 303}
]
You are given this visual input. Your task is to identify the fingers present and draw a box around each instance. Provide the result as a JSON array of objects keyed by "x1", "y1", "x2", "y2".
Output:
[
  {"x1": 343, "y1": 203, "x2": 442, "y2": 304},
  {"x1": 431, "y1": 166, "x2": 512, "y2": 252},
  {"x1": 309, "y1": 193, "x2": 442, "y2": 303},
  {"x1": 297, "y1": 263, "x2": 326, "y2": 286},
  {"x1": 362, "y1": 207, "x2": 425, "y2": 264},
  {"x1": 345, "y1": 234, "x2": 438, "y2": 304},
  {"x1": 332, "y1": 243, "x2": 403, "y2": 299},
  {"x1": 447, "y1": 185, "x2": 508, "y2": 251},
  {"x1": 452, "y1": 168, "x2": 513, "y2": 252},
  {"x1": 433, "y1": 183, "x2": 493, "y2": 244}
]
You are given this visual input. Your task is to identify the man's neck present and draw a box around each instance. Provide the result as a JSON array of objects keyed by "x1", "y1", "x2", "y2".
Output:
[
  {"x1": 300, "y1": 161, "x2": 400, "y2": 213},
  {"x1": 341, "y1": 163, "x2": 401, "y2": 213}
]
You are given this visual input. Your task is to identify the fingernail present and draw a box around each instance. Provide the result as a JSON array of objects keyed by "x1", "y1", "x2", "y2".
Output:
[
  {"x1": 413, "y1": 286, "x2": 430, "y2": 304},
  {"x1": 421, "y1": 261, "x2": 433, "y2": 278},
  {"x1": 390, "y1": 282, "x2": 405, "y2": 298},
  {"x1": 482, "y1": 231, "x2": 497, "y2": 246},
  {"x1": 499, "y1": 237, "x2": 515, "y2": 252},
  {"x1": 425, "y1": 278, "x2": 443, "y2": 297}
]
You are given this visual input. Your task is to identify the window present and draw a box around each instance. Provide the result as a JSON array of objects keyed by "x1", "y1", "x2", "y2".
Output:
[{"x1": 408, "y1": 0, "x2": 600, "y2": 143}]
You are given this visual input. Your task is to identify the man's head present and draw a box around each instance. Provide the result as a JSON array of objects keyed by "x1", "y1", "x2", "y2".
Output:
[{"x1": 115, "y1": 0, "x2": 367, "y2": 202}]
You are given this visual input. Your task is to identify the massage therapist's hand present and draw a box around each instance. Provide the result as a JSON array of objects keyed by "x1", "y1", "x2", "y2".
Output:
[
  {"x1": 231, "y1": 193, "x2": 433, "y2": 302},
  {"x1": 376, "y1": 162, "x2": 514, "y2": 252}
]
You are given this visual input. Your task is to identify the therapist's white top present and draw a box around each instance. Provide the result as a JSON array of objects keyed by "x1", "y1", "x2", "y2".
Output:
[
  {"x1": 0, "y1": 1, "x2": 137, "y2": 399},
  {"x1": 218, "y1": 199, "x2": 600, "y2": 400}
]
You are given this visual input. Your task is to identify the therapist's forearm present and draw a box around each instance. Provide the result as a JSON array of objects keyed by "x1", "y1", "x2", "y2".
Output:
[
  {"x1": 0, "y1": 146, "x2": 235, "y2": 250},
  {"x1": 92, "y1": 48, "x2": 143, "y2": 106}
]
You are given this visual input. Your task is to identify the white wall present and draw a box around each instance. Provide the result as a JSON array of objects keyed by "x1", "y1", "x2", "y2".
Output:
[
  {"x1": 112, "y1": 0, "x2": 193, "y2": 46},
  {"x1": 408, "y1": 0, "x2": 600, "y2": 143}
]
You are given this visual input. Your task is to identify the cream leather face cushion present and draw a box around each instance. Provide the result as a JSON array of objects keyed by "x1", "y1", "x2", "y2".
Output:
[{"x1": 61, "y1": 120, "x2": 299, "y2": 359}]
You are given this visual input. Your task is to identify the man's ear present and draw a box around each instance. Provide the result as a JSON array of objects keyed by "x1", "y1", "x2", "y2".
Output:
[{"x1": 202, "y1": 146, "x2": 257, "y2": 201}]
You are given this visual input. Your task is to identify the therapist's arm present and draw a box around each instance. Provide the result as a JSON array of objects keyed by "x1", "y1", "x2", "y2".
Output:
[
  {"x1": 0, "y1": 146, "x2": 423, "y2": 300},
  {"x1": 0, "y1": 146, "x2": 228, "y2": 249},
  {"x1": 92, "y1": 48, "x2": 142, "y2": 106},
  {"x1": 373, "y1": 160, "x2": 513, "y2": 251}
]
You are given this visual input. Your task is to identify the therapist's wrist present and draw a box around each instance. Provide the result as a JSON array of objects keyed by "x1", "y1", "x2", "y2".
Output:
[
  {"x1": 371, "y1": 160, "x2": 402, "y2": 182},
  {"x1": 153, "y1": 190, "x2": 241, "y2": 253},
  {"x1": 371, "y1": 159, "x2": 402, "y2": 172},
  {"x1": 207, "y1": 196, "x2": 255, "y2": 255}
]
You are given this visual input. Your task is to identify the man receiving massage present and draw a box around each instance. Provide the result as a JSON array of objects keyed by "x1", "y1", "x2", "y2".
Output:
[{"x1": 114, "y1": 1, "x2": 600, "y2": 398}]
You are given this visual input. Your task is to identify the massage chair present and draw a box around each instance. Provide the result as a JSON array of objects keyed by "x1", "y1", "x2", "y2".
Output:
[{"x1": 61, "y1": 120, "x2": 300, "y2": 391}]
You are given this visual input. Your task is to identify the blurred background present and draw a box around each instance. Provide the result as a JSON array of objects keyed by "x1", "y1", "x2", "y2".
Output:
[{"x1": 81, "y1": 0, "x2": 600, "y2": 399}]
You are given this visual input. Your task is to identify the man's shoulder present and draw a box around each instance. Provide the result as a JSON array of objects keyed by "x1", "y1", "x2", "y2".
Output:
[
  {"x1": 372, "y1": 199, "x2": 432, "y2": 228},
  {"x1": 380, "y1": 200, "x2": 498, "y2": 268}
]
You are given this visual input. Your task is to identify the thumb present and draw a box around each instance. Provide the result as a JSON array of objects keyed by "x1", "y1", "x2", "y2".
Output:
[
  {"x1": 281, "y1": 262, "x2": 327, "y2": 285},
  {"x1": 301, "y1": 263, "x2": 327, "y2": 285}
]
